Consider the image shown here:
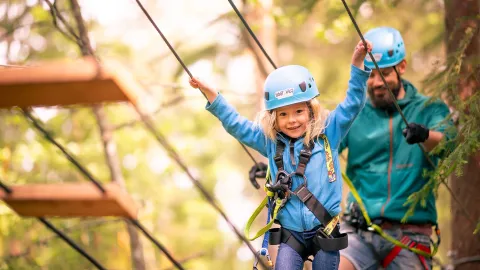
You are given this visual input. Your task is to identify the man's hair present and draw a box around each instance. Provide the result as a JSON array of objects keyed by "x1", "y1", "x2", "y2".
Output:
[{"x1": 256, "y1": 98, "x2": 330, "y2": 146}]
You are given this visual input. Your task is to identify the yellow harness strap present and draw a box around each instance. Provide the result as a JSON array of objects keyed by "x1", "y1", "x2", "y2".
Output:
[{"x1": 342, "y1": 171, "x2": 438, "y2": 258}]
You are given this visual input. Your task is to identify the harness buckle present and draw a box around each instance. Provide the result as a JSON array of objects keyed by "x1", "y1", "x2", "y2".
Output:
[
  {"x1": 293, "y1": 184, "x2": 312, "y2": 203},
  {"x1": 265, "y1": 170, "x2": 292, "y2": 199},
  {"x1": 298, "y1": 149, "x2": 312, "y2": 165},
  {"x1": 273, "y1": 155, "x2": 283, "y2": 167}
]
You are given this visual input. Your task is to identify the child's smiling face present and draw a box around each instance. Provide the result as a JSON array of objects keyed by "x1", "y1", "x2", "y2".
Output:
[{"x1": 275, "y1": 102, "x2": 310, "y2": 138}]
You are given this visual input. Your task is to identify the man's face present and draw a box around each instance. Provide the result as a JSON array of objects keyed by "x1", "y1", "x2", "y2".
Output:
[{"x1": 367, "y1": 64, "x2": 403, "y2": 111}]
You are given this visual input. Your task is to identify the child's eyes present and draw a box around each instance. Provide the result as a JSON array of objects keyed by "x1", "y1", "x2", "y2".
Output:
[
  {"x1": 296, "y1": 109, "x2": 304, "y2": 114},
  {"x1": 279, "y1": 112, "x2": 287, "y2": 117}
]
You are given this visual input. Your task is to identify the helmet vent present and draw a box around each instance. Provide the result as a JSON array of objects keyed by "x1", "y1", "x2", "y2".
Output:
[
  {"x1": 388, "y1": 49, "x2": 394, "y2": 57},
  {"x1": 299, "y1": 81, "x2": 307, "y2": 92},
  {"x1": 264, "y1": 92, "x2": 269, "y2": 100}
]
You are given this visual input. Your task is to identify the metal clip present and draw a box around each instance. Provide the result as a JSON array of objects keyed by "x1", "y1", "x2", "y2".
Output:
[{"x1": 253, "y1": 248, "x2": 273, "y2": 270}]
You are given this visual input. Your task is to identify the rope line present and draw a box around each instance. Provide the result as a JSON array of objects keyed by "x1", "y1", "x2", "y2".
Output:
[
  {"x1": 227, "y1": 0, "x2": 277, "y2": 69},
  {"x1": 21, "y1": 109, "x2": 185, "y2": 270},
  {"x1": 0, "y1": 179, "x2": 107, "y2": 270},
  {"x1": 134, "y1": 0, "x2": 264, "y2": 177},
  {"x1": 134, "y1": 0, "x2": 192, "y2": 78},
  {"x1": 23, "y1": 110, "x2": 106, "y2": 193},
  {"x1": 135, "y1": 0, "x2": 260, "y2": 176},
  {"x1": 37, "y1": 217, "x2": 107, "y2": 270}
]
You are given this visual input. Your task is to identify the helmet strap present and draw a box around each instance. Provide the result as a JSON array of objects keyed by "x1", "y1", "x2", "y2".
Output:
[{"x1": 393, "y1": 65, "x2": 403, "y2": 90}]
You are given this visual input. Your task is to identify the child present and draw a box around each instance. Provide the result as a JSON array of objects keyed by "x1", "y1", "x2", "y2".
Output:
[{"x1": 189, "y1": 40, "x2": 372, "y2": 270}]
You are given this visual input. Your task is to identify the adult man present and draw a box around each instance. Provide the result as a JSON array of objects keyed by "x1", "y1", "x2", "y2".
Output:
[
  {"x1": 338, "y1": 27, "x2": 453, "y2": 270},
  {"x1": 248, "y1": 26, "x2": 453, "y2": 268}
]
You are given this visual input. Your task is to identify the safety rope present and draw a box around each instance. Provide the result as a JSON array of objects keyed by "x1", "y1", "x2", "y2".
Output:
[
  {"x1": 0, "y1": 179, "x2": 107, "y2": 270},
  {"x1": 341, "y1": 171, "x2": 440, "y2": 258},
  {"x1": 228, "y1": 0, "x2": 277, "y2": 70},
  {"x1": 21, "y1": 110, "x2": 185, "y2": 270},
  {"x1": 133, "y1": 0, "x2": 266, "y2": 191}
]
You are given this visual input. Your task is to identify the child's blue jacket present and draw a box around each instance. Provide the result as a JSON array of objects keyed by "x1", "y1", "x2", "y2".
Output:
[{"x1": 206, "y1": 65, "x2": 370, "y2": 232}]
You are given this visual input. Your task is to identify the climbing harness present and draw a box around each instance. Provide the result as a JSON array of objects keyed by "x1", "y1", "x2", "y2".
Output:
[
  {"x1": 382, "y1": 235, "x2": 431, "y2": 269},
  {"x1": 342, "y1": 170, "x2": 441, "y2": 259},
  {"x1": 245, "y1": 135, "x2": 347, "y2": 266}
]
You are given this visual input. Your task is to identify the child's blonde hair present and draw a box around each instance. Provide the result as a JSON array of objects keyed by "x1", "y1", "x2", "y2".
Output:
[{"x1": 257, "y1": 98, "x2": 330, "y2": 146}]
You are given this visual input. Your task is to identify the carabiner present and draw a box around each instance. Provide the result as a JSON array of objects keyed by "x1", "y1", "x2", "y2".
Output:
[{"x1": 253, "y1": 248, "x2": 273, "y2": 269}]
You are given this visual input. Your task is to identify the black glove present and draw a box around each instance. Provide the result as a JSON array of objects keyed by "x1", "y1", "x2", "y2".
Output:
[
  {"x1": 248, "y1": 162, "x2": 268, "y2": 189},
  {"x1": 402, "y1": 123, "x2": 429, "y2": 144}
]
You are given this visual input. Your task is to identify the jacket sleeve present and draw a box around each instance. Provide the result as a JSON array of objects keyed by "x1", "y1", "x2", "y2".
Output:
[
  {"x1": 326, "y1": 65, "x2": 370, "y2": 149},
  {"x1": 422, "y1": 100, "x2": 457, "y2": 157},
  {"x1": 423, "y1": 100, "x2": 452, "y2": 133},
  {"x1": 206, "y1": 94, "x2": 268, "y2": 157}
]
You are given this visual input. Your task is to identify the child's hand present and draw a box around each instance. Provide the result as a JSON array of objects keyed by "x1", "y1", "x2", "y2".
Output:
[
  {"x1": 351, "y1": 40, "x2": 373, "y2": 70},
  {"x1": 189, "y1": 77, "x2": 217, "y2": 103}
]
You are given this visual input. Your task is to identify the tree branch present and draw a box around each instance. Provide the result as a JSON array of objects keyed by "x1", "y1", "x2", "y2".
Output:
[
  {"x1": 2, "y1": 219, "x2": 123, "y2": 261},
  {"x1": 42, "y1": 0, "x2": 81, "y2": 43}
]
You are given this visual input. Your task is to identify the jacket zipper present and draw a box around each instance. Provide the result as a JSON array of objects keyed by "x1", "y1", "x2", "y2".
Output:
[
  {"x1": 381, "y1": 115, "x2": 393, "y2": 216},
  {"x1": 289, "y1": 140, "x2": 296, "y2": 166}
]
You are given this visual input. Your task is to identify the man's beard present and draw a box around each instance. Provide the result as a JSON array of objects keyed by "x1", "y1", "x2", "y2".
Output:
[{"x1": 368, "y1": 81, "x2": 401, "y2": 112}]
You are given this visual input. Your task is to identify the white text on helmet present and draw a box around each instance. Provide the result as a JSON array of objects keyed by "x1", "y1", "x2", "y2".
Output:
[{"x1": 275, "y1": 88, "x2": 294, "y2": 100}]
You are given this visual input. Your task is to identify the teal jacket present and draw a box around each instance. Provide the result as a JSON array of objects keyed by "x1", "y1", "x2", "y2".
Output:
[
  {"x1": 340, "y1": 79, "x2": 452, "y2": 224},
  {"x1": 207, "y1": 65, "x2": 370, "y2": 232}
]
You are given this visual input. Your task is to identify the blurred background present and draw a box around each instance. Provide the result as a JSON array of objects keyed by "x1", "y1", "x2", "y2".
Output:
[{"x1": 0, "y1": 0, "x2": 478, "y2": 269}]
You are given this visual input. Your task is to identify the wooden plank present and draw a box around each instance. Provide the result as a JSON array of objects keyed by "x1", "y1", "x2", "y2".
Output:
[
  {"x1": 0, "y1": 57, "x2": 144, "y2": 108},
  {"x1": 0, "y1": 183, "x2": 138, "y2": 219}
]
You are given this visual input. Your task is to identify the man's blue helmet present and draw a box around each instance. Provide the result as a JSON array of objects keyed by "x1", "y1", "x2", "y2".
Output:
[
  {"x1": 264, "y1": 65, "x2": 319, "y2": 110},
  {"x1": 363, "y1": 27, "x2": 406, "y2": 69}
]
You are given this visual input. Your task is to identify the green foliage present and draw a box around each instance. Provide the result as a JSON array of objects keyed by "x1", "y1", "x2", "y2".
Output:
[{"x1": 402, "y1": 25, "x2": 480, "y2": 227}]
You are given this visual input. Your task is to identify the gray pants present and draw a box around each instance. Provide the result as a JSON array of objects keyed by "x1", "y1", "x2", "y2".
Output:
[{"x1": 339, "y1": 222, "x2": 432, "y2": 270}]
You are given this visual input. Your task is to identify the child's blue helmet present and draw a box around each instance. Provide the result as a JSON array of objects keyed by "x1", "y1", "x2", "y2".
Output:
[
  {"x1": 363, "y1": 27, "x2": 406, "y2": 69},
  {"x1": 264, "y1": 65, "x2": 319, "y2": 110}
]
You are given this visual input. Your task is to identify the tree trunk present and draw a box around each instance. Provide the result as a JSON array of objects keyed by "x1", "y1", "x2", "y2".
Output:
[
  {"x1": 67, "y1": 1, "x2": 146, "y2": 269},
  {"x1": 92, "y1": 106, "x2": 147, "y2": 270},
  {"x1": 444, "y1": 1, "x2": 480, "y2": 269}
]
